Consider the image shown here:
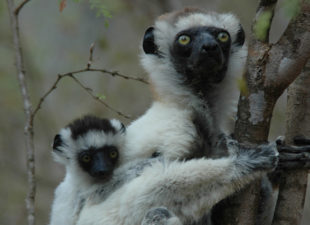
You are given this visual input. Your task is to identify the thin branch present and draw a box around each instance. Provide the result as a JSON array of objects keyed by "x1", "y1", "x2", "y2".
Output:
[
  {"x1": 56, "y1": 65, "x2": 149, "y2": 85},
  {"x1": 58, "y1": 68, "x2": 149, "y2": 84},
  {"x1": 33, "y1": 43, "x2": 146, "y2": 120},
  {"x1": 14, "y1": 0, "x2": 31, "y2": 15},
  {"x1": 68, "y1": 74, "x2": 132, "y2": 119},
  {"x1": 33, "y1": 71, "x2": 134, "y2": 120},
  {"x1": 87, "y1": 42, "x2": 95, "y2": 69},
  {"x1": 88, "y1": 68, "x2": 149, "y2": 84},
  {"x1": 32, "y1": 75, "x2": 63, "y2": 118},
  {"x1": 7, "y1": 0, "x2": 35, "y2": 224}
]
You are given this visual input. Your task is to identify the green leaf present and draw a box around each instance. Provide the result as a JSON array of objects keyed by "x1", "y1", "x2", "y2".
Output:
[
  {"x1": 237, "y1": 76, "x2": 249, "y2": 96},
  {"x1": 90, "y1": 0, "x2": 111, "y2": 17},
  {"x1": 96, "y1": 94, "x2": 106, "y2": 100},
  {"x1": 253, "y1": 10, "x2": 273, "y2": 41},
  {"x1": 71, "y1": 0, "x2": 113, "y2": 26},
  {"x1": 89, "y1": 0, "x2": 112, "y2": 26}
]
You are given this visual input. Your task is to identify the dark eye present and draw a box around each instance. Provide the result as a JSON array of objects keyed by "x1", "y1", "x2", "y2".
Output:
[
  {"x1": 217, "y1": 32, "x2": 229, "y2": 43},
  {"x1": 81, "y1": 153, "x2": 91, "y2": 163},
  {"x1": 109, "y1": 150, "x2": 118, "y2": 159},
  {"x1": 178, "y1": 35, "x2": 191, "y2": 45}
]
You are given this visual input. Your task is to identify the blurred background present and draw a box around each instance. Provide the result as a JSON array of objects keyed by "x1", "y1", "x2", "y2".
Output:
[{"x1": 0, "y1": 0, "x2": 309, "y2": 224}]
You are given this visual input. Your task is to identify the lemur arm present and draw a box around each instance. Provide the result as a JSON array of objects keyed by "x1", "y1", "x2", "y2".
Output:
[{"x1": 120, "y1": 141, "x2": 278, "y2": 223}]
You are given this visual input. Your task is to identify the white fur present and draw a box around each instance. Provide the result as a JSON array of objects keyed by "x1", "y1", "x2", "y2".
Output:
[
  {"x1": 48, "y1": 119, "x2": 126, "y2": 225},
  {"x1": 123, "y1": 102, "x2": 197, "y2": 162},
  {"x1": 56, "y1": 10, "x2": 249, "y2": 225},
  {"x1": 76, "y1": 142, "x2": 277, "y2": 225},
  {"x1": 125, "y1": 11, "x2": 247, "y2": 163}
]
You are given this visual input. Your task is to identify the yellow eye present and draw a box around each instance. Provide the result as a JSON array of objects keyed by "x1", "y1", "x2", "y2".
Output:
[
  {"x1": 82, "y1": 154, "x2": 91, "y2": 163},
  {"x1": 110, "y1": 150, "x2": 118, "y2": 159},
  {"x1": 178, "y1": 35, "x2": 191, "y2": 45},
  {"x1": 218, "y1": 32, "x2": 229, "y2": 42}
]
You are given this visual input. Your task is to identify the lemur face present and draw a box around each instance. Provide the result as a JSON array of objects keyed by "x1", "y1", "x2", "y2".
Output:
[
  {"x1": 77, "y1": 145, "x2": 119, "y2": 179},
  {"x1": 52, "y1": 115, "x2": 126, "y2": 180},
  {"x1": 170, "y1": 26, "x2": 232, "y2": 84},
  {"x1": 142, "y1": 8, "x2": 246, "y2": 95}
]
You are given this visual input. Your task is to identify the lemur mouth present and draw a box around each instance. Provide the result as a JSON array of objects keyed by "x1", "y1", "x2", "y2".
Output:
[{"x1": 92, "y1": 171, "x2": 113, "y2": 182}]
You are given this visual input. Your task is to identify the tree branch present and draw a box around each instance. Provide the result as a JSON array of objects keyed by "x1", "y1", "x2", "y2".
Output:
[
  {"x1": 272, "y1": 60, "x2": 310, "y2": 225},
  {"x1": 68, "y1": 74, "x2": 131, "y2": 119},
  {"x1": 32, "y1": 43, "x2": 147, "y2": 120},
  {"x1": 32, "y1": 74, "x2": 63, "y2": 118},
  {"x1": 7, "y1": 0, "x2": 35, "y2": 224},
  {"x1": 214, "y1": 1, "x2": 310, "y2": 225},
  {"x1": 32, "y1": 70, "x2": 135, "y2": 120},
  {"x1": 265, "y1": 1, "x2": 310, "y2": 89},
  {"x1": 14, "y1": 0, "x2": 30, "y2": 15}
]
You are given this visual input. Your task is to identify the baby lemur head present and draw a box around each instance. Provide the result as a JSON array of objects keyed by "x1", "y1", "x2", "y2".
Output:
[
  {"x1": 52, "y1": 115, "x2": 126, "y2": 181},
  {"x1": 141, "y1": 7, "x2": 247, "y2": 100}
]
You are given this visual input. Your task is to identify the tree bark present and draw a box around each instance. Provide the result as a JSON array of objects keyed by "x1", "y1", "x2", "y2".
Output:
[
  {"x1": 6, "y1": 0, "x2": 35, "y2": 225},
  {"x1": 272, "y1": 62, "x2": 310, "y2": 225},
  {"x1": 214, "y1": 1, "x2": 310, "y2": 225}
]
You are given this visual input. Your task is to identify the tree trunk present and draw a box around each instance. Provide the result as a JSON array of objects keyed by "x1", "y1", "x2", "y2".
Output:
[
  {"x1": 213, "y1": 1, "x2": 310, "y2": 224},
  {"x1": 272, "y1": 62, "x2": 310, "y2": 225}
]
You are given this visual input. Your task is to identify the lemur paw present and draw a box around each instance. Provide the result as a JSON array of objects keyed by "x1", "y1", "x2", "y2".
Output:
[
  {"x1": 246, "y1": 142, "x2": 279, "y2": 171},
  {"x1": 276, "y1": 135, "x2": 310, "y2": 170},
  {"x1": 233, "y1": 141, "x2": 279, "y2": 173}
]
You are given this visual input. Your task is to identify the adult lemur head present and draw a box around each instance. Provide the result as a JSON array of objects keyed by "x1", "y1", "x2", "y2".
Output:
[
  {"x1": 123, "y1": 8, "x2": 247, "y2": 162},
  {"x1": 52, "y1": 115, "x2": 126, "y2": 183},
  {"x1": 141, "y1": 8, "x2": 247, "y2": 130}
]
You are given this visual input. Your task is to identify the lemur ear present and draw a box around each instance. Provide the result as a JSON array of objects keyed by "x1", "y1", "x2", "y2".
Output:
[
  {"x1": 143, "y1": 27, "x2": 158, "y2": 55},
  {"x1": 53, "y1": 134, "x2": 63, "y2": 151},
  {"x1": 120, "y1": 123, "x2": 126, "y2": 134},
  {"x1": 110, "y1": 119, "x2": 126, "y2": 134},
  {"x1": 234, "y1": 24, "x2": 245, "y2": 46}
]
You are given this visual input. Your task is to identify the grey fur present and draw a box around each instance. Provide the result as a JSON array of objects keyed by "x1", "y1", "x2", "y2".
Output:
[
  {"x1": 76, "y1": 138, "x2": 278, "y2": 225},
  {"x1": 142, "y1": 207, "x2": 182, "y2": 225}
]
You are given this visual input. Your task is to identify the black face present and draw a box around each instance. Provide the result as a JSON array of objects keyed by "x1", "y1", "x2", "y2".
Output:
[
  {"x1": 78, "y1": 146, "x2": 119, "y2": 180},
  {"x1": 142, "y1": 25, "x2": 245, "y2": 95},
  {"x1": 170, "y1": 26, "x2": 232, "y2": 87}
]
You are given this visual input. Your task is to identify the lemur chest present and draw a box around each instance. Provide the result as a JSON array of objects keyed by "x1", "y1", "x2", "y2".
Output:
[{"x1": 125, "y1": 111, "x2": 199, "y2": 161}]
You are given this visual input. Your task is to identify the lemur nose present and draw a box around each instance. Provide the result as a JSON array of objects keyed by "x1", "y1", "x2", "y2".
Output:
[
  {"x1": 201, "y1": 42, "x2": 220, "y2": 55},
  {"x1": 93, "y1": 170, "x2": 107, "y2": 178}
]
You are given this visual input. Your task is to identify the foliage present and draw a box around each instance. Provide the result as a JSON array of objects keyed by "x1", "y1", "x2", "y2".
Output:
[
  {"x1": 253, "y1": 10, "x2": 273, "y2": 41},
  {"x1": 89, "y1": 0, "x2": 112, "y2": 27},
  {"x1": 59, "y1": 0, "x2": 113, "y2": 26},
  {"x1": 237, "y1": 76, "x2": 249, "y2": 96},
  {"x1": 96, "y1": 93, "x2": 106, "y2": 100}
]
